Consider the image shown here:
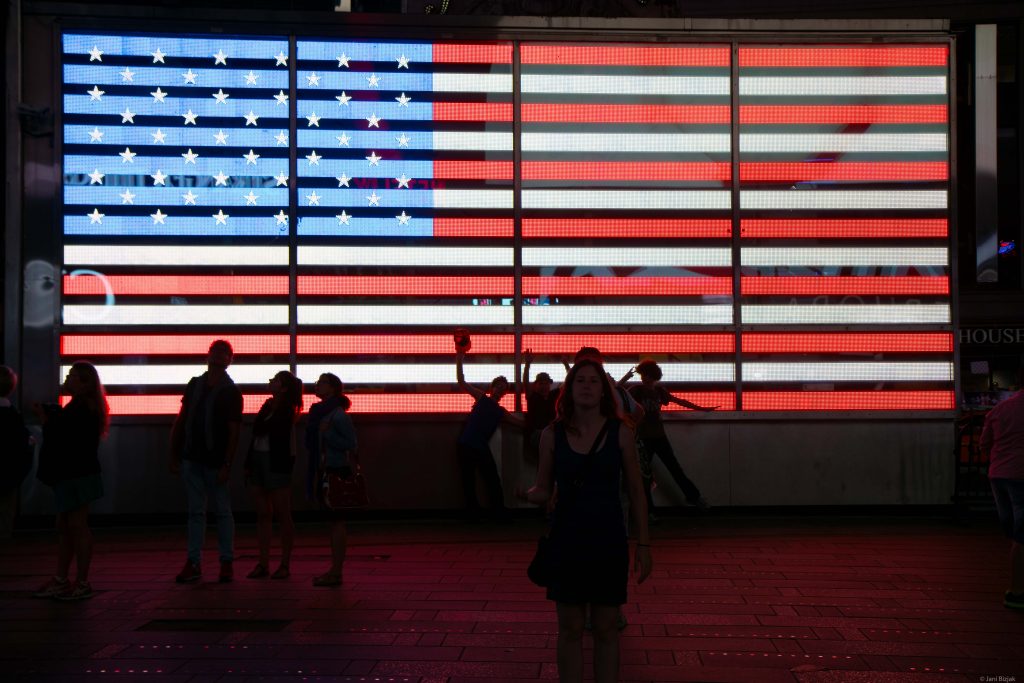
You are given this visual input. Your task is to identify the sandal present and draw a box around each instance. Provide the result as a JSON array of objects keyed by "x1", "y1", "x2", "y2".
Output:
[
  {"x1": 312, "y1": 572, "x2": 342, "y2": 587},
  {"x1": 270, "y1": 566, "x2": 290, "y2": 580},
  {"x1": 246, "y1": 563, "x2": 269, "y2": 579}
]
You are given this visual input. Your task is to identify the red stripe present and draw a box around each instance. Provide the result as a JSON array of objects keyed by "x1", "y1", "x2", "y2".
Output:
[
  {"x1": 88, "y1": 393, "x2": 516, "y2": 415},
  {"x1": 60, "y1": 335, "x2": 290, "y2": 356},
  {"x1": 740, "y1": 162, "x2": 948, "y2": 183},
  {"x1": 742, "y1": 391, "x2": 956, "y2": 411},
  {"x1": 740, "y1": 219, "x2": 948, "y2": 239},
  {"x1": 663, "y1": 392, "x2": 736, "y2": 412},
  {"x1": 297, "y1": 334, "x2": 514, "y2": 355},
  {"x1": 524, "y1": 219, "x2": 731, "y2": 239},
  {"x1": 740, "y1": 105, "x2": 948, "y2": 125},
  {"x1": 432, "y1": 218, "x2": 514, "y2": 238},
  {"x1": 63, "y1": 275, "x2": 288, "y2": 296},
  {"x1": 742, "y1": 333, "x2": 954, "y2": 354},
  {"x1": 524, "y1": 276, "x2": 732, "y2": 297},
  {"x1": 521, "y1": 44, "x2": 730, "y2": 67},
  {"x1": 741, "y1": 276, "x2": 949, "y2": 296},
  {"x1": 523, "y1": 161, "x2": 730, "y2": 182},
  {"x1": 298, "y1": 276, "x2": 513, "y2": 296},
  {"x1": 434, "y1": 160, "x2": 513, "y2": 180},
  {"x1": 432, "y1": 43, "x2": 512, "y2": 64},
  {"x1": 738, "y1": 46, "x2": 948, "y2": 68},
  {"x1": 433, "y1": 102, "x2": 512, "y2": 122},
  {"x1": 521, "y1": 333, "x2": 734, "y2": 354},
  {"x1": 523, "y1": 103, "x2": 730, "y2": 124}
]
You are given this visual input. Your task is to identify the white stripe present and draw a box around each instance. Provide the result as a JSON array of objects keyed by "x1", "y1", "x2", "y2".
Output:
[
  {"x1": 524, "y1": 247, "x2": 731, "y2": 267},
  {"x1": 743, "y1": 362, "x2": 954, "y2": 383},
  {"x1": 740, "y1": 133, "x2": 947, "y2": 153},
  {"x1": 63, "y1": 305, "x2": 288, "y2": 325},
  {"x1": 742, "y1": 247, "x2": 947, "y2": 267},
  {"x1": 432, "y1": 131, "x2": 513, "y2": 151},
  {"x1": 741, "y1": 304, "x2": 951, "y2": 324},
  {"x1": 432, "y1": 72, "x2": 513, "y2": 93},
  {"x1": 739, "y1": 76, "x2": 947, "y2": 96},
  {"x1": 523, "y1": 305, "x2": 733, "y2": 325},
  {"x1": 299, "y1": 305, "x2": 513, "y2": 325},
  {"x1": 62, "y1": 364, "x2": 288, "y2": 386},
  {"x1": 433, "y1": 189, "x2": 514, "y2": 209},
  {"x1": 64, "y1": 245, "x2": 288, "y2": 266},
  {"x1": 741, "y1": 190, "x2": 947, "y2": 210},
  {"x1": 298, "y1": 246, "x2": 513, "y2": 267},
  {"x1": 522, "y1": 74, "x2": 729, "y2": 96},
  {"x1": 522, "y1": 132, "x2": 730, "y2": 153},
  {"x1": 297, "y1": 364, "x2": 515, "y2": 385},
  {"x1": 523, "y1": 190, "x2": 730, "y2": 210}
]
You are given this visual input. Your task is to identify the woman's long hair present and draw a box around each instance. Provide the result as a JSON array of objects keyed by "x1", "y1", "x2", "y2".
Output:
[
  {"x1": 272, "y1": 370, "x2": 304, "y2": 415},
  {"x1": 69, "y1": 361, "x2": 110, "y2": 437},
  {"x1": 555, "y1": 359, "x2": 618, "y2": 432},
  {"x1": 318, "y1": 372, "x2": 352, "y2": 411}
]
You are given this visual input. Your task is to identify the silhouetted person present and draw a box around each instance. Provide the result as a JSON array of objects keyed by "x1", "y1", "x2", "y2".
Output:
[
  {"x1": 170, "y1": 340, "x2": 242, "y2": 584},
  {"x1": 245, "y1": 370, "x2": 302, "y2": 580},
  {"x1": 519, "y1": 358, "x2": 652, "y2": 681},
  {"x1": 33, "y1": 361, "x2": 109, "y2": 600},
  {"x1": 523, "y1": 349, "x2": 558, "y2": 464},
  {"x1": 0, "y1": 366, "x2": 33, "y2": 539}
]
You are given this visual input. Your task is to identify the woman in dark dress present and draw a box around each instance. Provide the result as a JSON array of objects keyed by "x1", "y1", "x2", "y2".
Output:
[
  {"x1": 33, "y1": 361, "x2": 109, "y2": 601},
  {"x1": 520, "y1": 359, "x2": 652, "y2": 682}
]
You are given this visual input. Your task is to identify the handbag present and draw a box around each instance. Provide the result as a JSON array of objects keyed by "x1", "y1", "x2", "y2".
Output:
[
  {"x1": 321, "y1": 460, "x2": 369, "y2": 510},
  {"x1": 527, "y1": 420, "x2": 611, "y2": 588}
]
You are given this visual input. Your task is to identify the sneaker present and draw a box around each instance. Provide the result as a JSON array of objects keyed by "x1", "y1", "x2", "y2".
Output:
[
  {"x1": 246, "y1": 563, "x2": 269, "y2": 579},
  {"x1": 175, "y1": 561, "x2": 201, "y2": 584},
  {"x1": 1005, "y1": 591, "x2": 1024, "y2": 610},
  {"x1": 218, "y1": 561, "x2": 233, "y2": 583},
  {"x1": 690, "y1": 496, "x2": 711, "y2": 511},
  {"x1": 33, "y1": 576, "x2": 69, "y2": 598},
  {"x1": 56, "y1": 580, "x2": 95, "y2": 601}
]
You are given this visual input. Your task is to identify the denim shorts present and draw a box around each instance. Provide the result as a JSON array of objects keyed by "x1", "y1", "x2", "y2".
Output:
[{"x1": 990, "y1": 478, "x2": 1024, "y2": 543}]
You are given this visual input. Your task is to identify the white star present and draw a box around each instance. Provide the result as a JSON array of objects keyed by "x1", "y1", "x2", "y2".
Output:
[
  {"x1": 274, "y1": 51, "x2": 288, "y2": 66},
  {"x1": 336, "y1": 174, "x2": 351, "y2": 187},
  {"x1": 88, "y1": 46, "x2": 103, "y2": 62},
  {"x1": 306, "y1": 150, "x2": 321, "y2": 165},
  {"x1": 396, "y1": 54, "x2": 410, "y2": 69},
  {"x1": 366, "y1": 73, "x2": 380, "y2": 87},
  {"x1": 87, "y1": 208, "x2": 104, "y2": 223},
  {"x1": 396, "y1": 211, "x2": 412, "y2": 225},
  {"x1": 336, "y1": 132, "x2": 351, "y2": 146},
  {"x1": 366, "y1": 113, "x2": 381, "y2": 128},
  {"x1": 212, "y1": 89, "x2": 230, "y2": 104},
  {"x1": 120, "y1": 67, "x2": 134, "y2": 82},
  {"x1": 306, "y1": 72, "x2": 321, "y2": 87},
  {"x1": 366, "y1": 191, "x2": 381, "y2": 206},
  {"x1": 151, "y1": 169, "x2": 167, "y2": 185},
  {"x1": 243, "y1": 191, "x2": 259, "y2": 206},
  {"x1": 243, "y1": 149, "x2": 260, "y2": 165},
  {"x1": 151, "y1": 48, "x2": 166, "y2": 63},
  {"x1": 87, "y1": 85, "x2": 104, "y2": 101},
  {"x1": 395, "y1": 92, "x2": 411, "y2": 106},
  {"x1": 213, "y1": 49, "x2": 228, "y2": 65},
  {"x1": 119, "y1": 147, "x2": 137, "y2": 163},
  {"x1": 182, "y1": 109, "x2": 198, "y2": 125},
  {"x1": 244, "y1": 111, "x2": 259, "y2": 126},
  {"x1": 120, "y1": 108, "x2": 136, "y2": 124},
  {"x1": 365, "y1": 150, "x2": 382, "y2": 166},
  {"x1": 336, "y1": 91, "x2": 351, "y2": 106},
  {"x1": 119, "y1": 189, "x2": 135, "y2": 205},
  {"x1": 182, "y1": 190, "x2": 199, "y2": 205},
  {"x1": 151, "y1": 209, "x2": 167, "y2": 225},
  {"x1": 336, "y1": 53, "x2": 350, "y2": 68},
  {"x1": 150, "y1": 87, "x2": 167, "y2": 103},
  {"x1": 395, "y1": 174, "x2": 411, "y2": 188},
  {"x1": 274, "y1": 131, "x2": 288, "y2": 146},
  {"x1": 274, "y1": 90, "x2": 289, "y2": 106},
  {"x1": 306, "y1": 112, "x2": 321, "y2": 127},
  {"x1": 395, "y1": 133, "x2": 411, "y2": 147},
  {"x1": 274, "y1": 172, "x2": 289, "y2": 187},
  {"x1": 213, "y1": 171, "x2": 230, "y2": 186},
  {"x1": 88, "y1": 169, "x2": 104, "y2": 185},
  {"x1": 151, "y1": 129, "x2": 167, "y2": 144},
  {"x1": 182, "y1": 69, "x2": 197, "y2": 84},
  {"x1": 213, "y1": 130, "x2": 228, "y2": 145},
  {"x1": 244, "y1": 70, "x2": 259, "y2": 85},
  {"x1": 181, "y1": 148, "x2": 199, "y2": 164},
  {"x1": 274, "y1": 210, "x2": 288, "y2": 225},
  {"x1": 88, "y1": 128, "x2": 104, "y2": 142},
  {"x1": 213, "y1": 210, "x2": 229, "y2": 225},
  {"x1": 306, "y1": 191, "x2": 321, "y2": 206},
  {"x1": 336, "y1": 210, "x2": 351, "y2": 225}
]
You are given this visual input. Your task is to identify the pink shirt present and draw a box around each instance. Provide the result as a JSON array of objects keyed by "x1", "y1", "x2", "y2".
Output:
[{"x1": 981, "y1": 391, "x2": 1024, "y2": 480}]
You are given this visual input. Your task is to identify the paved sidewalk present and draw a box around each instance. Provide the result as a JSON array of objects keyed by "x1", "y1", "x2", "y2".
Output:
[{"x1": 1, "y1": 515, "x2": 1022, "y2": 682}]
